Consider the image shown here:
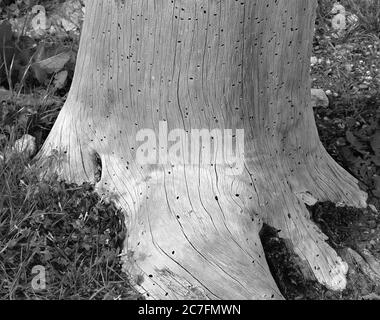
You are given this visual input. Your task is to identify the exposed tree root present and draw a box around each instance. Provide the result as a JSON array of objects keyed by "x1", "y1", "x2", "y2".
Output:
[{"x1": 35, "y1": 124, "x2": 368, "y2": 298}]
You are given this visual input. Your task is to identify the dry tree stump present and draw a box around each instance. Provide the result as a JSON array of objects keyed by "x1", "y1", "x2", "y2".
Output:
[{"x1": 36, "y1": 0, "x2": 368, "y2": 299}]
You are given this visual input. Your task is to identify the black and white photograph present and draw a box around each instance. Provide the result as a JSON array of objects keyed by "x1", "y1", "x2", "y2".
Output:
[{"x1": 0, "y1": 0, "x2": 379, "y2": 310}]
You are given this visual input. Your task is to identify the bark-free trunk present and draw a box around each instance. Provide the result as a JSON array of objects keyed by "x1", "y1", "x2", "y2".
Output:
[{"x1": 37, "y1": 0, "x2": 368, "y2": 299}]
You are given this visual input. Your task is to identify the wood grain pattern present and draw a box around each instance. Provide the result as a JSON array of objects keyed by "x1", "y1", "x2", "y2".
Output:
[{"x1": 36, "y1": 0, "x2": 368, "y2": 299}]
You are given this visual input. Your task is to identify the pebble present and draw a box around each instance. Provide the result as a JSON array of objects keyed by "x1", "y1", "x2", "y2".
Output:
[
  {"x1": 369, "y1": 204, "x2": 378, "y2": 214},
  {"x1": 311, "y1": 56, "x2": 318, "y2": 65},
  {"x1": 311, "y1": 88, "x2": 330, "y2": 108}
]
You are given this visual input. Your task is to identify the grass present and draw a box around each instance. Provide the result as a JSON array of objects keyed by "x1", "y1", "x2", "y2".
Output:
[
  {"x1": 0, "y1": 152, "x2": 140, "y2": 300},
  {"x1": 0, "y1": 92, "x2": 141, "y2": 299},
  {"x1": 346, "y1": 0, "x2": 380, "y2": 36},
  {"x1": 316, "y1": 0, "x2": 380, "y2": 38}
]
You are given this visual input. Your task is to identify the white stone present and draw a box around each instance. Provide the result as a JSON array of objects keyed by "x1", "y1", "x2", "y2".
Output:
[
  {"x1": 311, "y1": 89, "x2": 329, "y2": 108},
  {"x1": 12, "y1": 134, "x2": 37, "y2": 159}
]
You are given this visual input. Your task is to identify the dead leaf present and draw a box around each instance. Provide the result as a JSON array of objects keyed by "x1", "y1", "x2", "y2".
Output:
[
  {"x1": 32, "y1": 50, "x2": 71, "y2": 84},
  {"x1": 33, "y1": 51, "x2": 71, "y2": 74},
  {"x1": 54, "y1": 70, "x2": 68, "y2": 89}
]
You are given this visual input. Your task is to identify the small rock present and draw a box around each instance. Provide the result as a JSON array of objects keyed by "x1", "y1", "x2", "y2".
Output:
[
  {"x1": 369, "y1": 204, "x2": 378, "y2": 214},
  {"x1": 12, "y1": 134, "x2": 37, "y2": 159},
  {"x1": 337, "y1": 123, "x2": 345, "y2": 129},
  {"x1": 54, "y1": 70, "x2": 69, "y2": 90},
  {"x1": 311, "y1": 89, "x2": 329, "y2": 108},
  {"x1": 311, "y1": 56, "x2": 318, "y2": 66}
]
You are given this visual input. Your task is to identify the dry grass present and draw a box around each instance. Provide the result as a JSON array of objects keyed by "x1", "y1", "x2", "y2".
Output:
[{"x1": 346, "y1": 0, "x2": 380, "y2": 36}]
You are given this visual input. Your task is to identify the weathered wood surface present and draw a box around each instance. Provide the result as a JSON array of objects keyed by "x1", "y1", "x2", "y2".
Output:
[{"x1": 37, "y1": 0, "x2": 367, "y2": 299}]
